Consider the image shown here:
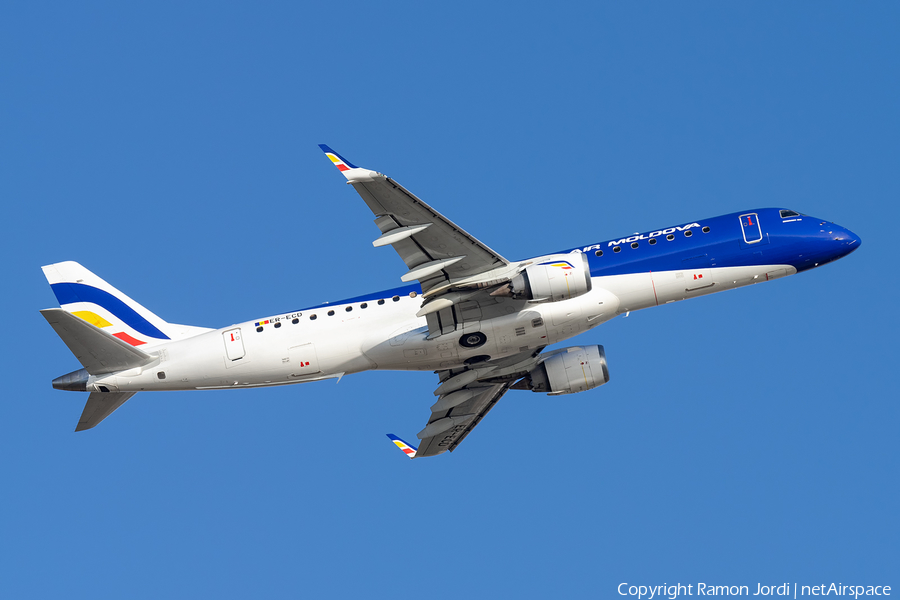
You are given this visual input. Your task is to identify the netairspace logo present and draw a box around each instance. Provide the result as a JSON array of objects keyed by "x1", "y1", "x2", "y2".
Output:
[{"x1": 618, "y1": 582, "x2": 892, "y2": 599}]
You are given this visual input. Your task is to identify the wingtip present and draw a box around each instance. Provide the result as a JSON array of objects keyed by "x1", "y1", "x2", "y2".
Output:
[
  {"x1": 387, "y1": 433, "x2": 418, "y2": 459},
  {"x1": 318, "y1": 144, "x2": 358, "y2": 170}
]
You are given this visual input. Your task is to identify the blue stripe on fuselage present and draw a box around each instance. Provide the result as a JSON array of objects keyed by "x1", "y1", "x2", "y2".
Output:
[{"x1": 294, "y1": 284, "x2": 422, "y2": 312}]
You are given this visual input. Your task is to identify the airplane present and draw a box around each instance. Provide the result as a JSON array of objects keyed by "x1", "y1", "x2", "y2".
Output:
[{"x1": 41, "y1": 145, "x2": 861, "y2": 458}]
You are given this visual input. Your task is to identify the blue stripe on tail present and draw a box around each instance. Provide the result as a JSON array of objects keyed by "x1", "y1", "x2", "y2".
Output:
[{"x1": 50, "y1": 283, "x2": 170, "y2": 340}]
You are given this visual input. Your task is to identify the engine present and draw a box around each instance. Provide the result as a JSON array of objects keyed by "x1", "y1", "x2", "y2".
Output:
[
  {"x1": 512, "y1": 345, "x2": 609, "y2": 395},
  {"x1": 508, "y1": 253, "x2": 592, "y2": 302}
]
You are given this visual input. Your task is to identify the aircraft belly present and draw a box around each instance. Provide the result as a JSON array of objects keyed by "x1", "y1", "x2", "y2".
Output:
[
  {"x1": 105, "y1": 261, "x2": 800, "y2": 390},
  {"x1": 649, "y1": 265, "x2": 798, "y2": 305},
  {"x1": 595, "y1": 273, "x2": 656, "y2": 312}
]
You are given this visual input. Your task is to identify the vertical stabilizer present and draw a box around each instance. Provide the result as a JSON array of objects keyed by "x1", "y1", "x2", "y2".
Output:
[{"x1": 42, "y1": 261, "x2": 209, "y2": 348}]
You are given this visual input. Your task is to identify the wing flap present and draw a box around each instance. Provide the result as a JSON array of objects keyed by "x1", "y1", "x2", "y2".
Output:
[{"x1": 415, "y1": 382, "x2": 511, "y2": 458}]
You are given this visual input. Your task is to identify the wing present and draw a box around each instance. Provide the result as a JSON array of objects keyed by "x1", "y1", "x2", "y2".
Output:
[
  {"x1": 396, "y1": 349, "x2": 545, "y2": 458},
  {"x1": 320, "y1": 145, "x2": 526, "y2": 338},
  {"x1": 319, "y1": 145, "x2": 509, "y2": 293},
  {"x1": 415, "y1": 381, "x2": 512, "y2": 458}
]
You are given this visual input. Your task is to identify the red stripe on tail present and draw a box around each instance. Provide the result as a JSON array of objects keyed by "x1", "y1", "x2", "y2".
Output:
[{"x1": 113, "y1": 332, "x2": 146, "y2": 346}]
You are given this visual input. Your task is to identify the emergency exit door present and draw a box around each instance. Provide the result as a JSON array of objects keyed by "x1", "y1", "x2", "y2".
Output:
[{"x1": 223, "y1": 328, "x2": 245, "y2": 361}]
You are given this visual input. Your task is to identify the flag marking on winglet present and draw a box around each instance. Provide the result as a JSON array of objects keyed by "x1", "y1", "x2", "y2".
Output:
[
  {"x1": 387, "y1": 434, "x2": 417, "y2": 459},
  {"x1": 318, "y1": 144, "x2": 358, "y2": 172}
]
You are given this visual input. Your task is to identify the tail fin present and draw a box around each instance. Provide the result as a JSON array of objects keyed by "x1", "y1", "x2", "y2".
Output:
[
  {"x1": 386, "y1": 434, "x2": 418, "y2": 459},
  {"x1": 41, "y1": 261, "x2": 209, "y2": 348}
]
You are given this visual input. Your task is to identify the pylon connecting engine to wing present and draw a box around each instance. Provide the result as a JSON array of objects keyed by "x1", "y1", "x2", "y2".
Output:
[
  {"x1": 497, "y1": 253, "x2": 592, "y2": 302},
  {"x1": 511, "y1": 345, "x2": 609, "y2": 395}
]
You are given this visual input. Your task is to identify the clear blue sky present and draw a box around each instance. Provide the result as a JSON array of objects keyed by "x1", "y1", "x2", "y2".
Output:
[{"x1": 2, "y1": 2, "x2": 897, "y2": 598}]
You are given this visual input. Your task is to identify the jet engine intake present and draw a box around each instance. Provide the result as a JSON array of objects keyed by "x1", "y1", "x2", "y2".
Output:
[
  {"x1": 509, "y1": 253, "x2": 592, "y2": 302},
  {"x1": 512, "y1": 345, "x2": 609, "y2": 395}
]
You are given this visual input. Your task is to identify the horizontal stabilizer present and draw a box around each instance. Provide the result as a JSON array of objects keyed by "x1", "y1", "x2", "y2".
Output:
[
  {"x1": 76, "y1": 392, "x2": 136, "y2": 431},
  {"x1": 41, "y1": 308, "x2": 154, "y2": 375}
]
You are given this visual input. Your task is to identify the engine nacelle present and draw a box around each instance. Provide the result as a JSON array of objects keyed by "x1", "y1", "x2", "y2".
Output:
[
  {"x1": 512, "y1": 345, "x2": 609, "y2": 395},
  {"x1": 509, "y1": 253, "x2": 592, "y2": 302}
]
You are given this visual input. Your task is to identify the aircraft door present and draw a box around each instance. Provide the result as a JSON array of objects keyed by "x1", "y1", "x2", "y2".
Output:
[
  {"x1": 289, "y1": 343, "x2": 320, "y2": 377},
  {"x1": 740, "y1": 213, "x2": 763, "y2": 244},
  {"x1": 223, "y1": 328, "x2": 245, "y2": 361}
]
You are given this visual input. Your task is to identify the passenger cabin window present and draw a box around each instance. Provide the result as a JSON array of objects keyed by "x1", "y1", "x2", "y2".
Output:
[
  {"x1": 595, "y1": 250, "x2": 603, "y2": 256},
  {"x1": 780, "y1": 210, "x2": 800, "y2": 218},
  {"x1": 631, "y1": 242, "x2": 639, "y2": 249},
  {"x1": 613, "y1": 246, "x2": 621, "y2": 253},
  {"x1": 648, "y1": 238, "x2": 656, "y2": 245}
]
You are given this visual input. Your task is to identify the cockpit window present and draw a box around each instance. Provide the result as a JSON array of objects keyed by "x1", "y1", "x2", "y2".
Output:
[{"x1": 780, "y1": 210, "x2": 800, "y2": 218}]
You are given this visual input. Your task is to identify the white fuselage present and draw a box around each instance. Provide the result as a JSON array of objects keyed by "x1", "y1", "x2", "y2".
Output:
[{"x1": 84, "y1": 264, "x2": 793, "y2": 394}]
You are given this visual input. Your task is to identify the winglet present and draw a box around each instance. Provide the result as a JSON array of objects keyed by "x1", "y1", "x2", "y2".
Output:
[
  {"x1": 387, "y1": 434, "x2": 418, "y2": 459},
  {"x1": 318, "y1": 144, "x2": 379, "y2": 182},
  {"x1": 318, "y1": 144, "x2": 358, "y2": 170}
]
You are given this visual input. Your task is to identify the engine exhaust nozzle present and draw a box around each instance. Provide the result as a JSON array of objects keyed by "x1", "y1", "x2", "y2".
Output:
[{"x1": 52, "y1": 368, "x2": 90, "y2": 392}]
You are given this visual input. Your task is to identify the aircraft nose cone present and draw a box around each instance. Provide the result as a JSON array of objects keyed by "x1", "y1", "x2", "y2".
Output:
[
  {"x1": 817, "y1": 224, "x2": 860, "y2": 265},
  {"x1": 833, "y1": 225, "x2": 861, "y2": 253}
]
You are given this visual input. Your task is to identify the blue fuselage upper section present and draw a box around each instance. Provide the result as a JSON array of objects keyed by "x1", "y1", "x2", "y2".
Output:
[
  {"x1": 574, "y1": 207, "x2": 860, "y2": 277},
  {"x1": 299, "y1": 208, "x2": 860, "y2": 311}
]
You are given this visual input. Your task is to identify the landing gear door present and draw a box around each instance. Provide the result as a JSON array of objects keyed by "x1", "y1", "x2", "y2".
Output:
[
  {"x1": 289, "y1": 343, "x2": 320, "y2": 377},
  {"x1": 223, "y1": 328, "x2": 245, "y2": 361}
]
